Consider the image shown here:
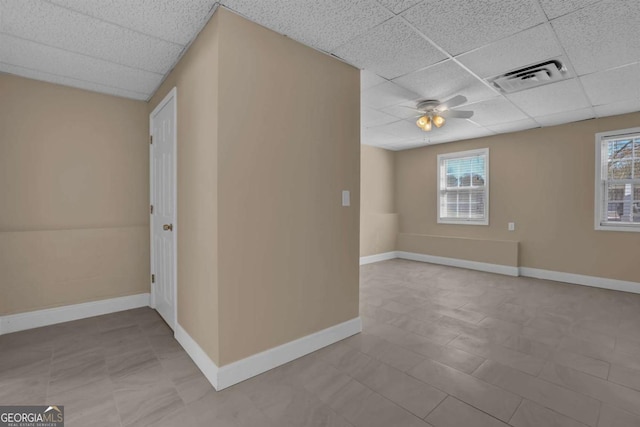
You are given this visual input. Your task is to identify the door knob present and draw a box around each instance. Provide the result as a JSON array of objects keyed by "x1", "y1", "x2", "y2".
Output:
[{"x1": 163, "y1": 224, "x2": 173, "y2": 231}]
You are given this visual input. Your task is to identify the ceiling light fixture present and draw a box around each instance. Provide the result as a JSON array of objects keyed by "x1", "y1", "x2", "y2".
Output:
[
  {"x1": 411, "y1": 96, "x2": 473, "y2": 132},
  {"x1": 416, "y1": 114, "x2": 445, "y2": 131},
  {"x1": 432, "y1": 114, "x2": 445, "y2": 128},
  {"x1": 416, "y1": 115, "x2": 432, "y2": 131}
]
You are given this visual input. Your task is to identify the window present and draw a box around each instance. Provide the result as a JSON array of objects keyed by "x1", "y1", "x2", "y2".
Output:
[
  {"x1": 595, "y1": 127, "x2": 640, "y2": 232},
  {"x1": 437, "y1": 148, "x2": 488, "y2": 225}
]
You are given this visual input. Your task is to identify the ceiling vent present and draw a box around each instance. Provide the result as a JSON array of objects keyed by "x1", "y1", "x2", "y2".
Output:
[{"x1": 489, "y1": 59, "x2": 569, "y2": 93}]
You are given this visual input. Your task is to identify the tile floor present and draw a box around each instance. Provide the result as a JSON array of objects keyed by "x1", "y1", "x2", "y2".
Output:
[{"x1": 2, "y1": 259, "x2": 640, "y2": 426}]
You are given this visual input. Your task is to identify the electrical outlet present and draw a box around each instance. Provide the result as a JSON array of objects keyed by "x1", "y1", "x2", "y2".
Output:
[{"x1": 508, "y1": 222, "x2": 515, "y2": 231}]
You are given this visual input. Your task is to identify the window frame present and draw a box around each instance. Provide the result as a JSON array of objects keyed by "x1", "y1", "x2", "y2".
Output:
[
  {"x1": 594, "y1": 127, "x2": 640, "y2": 233},
  {"x1": 437, "y1": 148, "x2": 489, "y2": 226}
]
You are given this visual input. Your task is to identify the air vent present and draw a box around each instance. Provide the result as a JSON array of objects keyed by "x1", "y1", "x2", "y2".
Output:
[{"x1": 489, "y1": 59, "x2": 569, "y2": 93}]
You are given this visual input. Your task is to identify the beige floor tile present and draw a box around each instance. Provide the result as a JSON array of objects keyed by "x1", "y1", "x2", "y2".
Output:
[
  {"x1": 474, "y1": 360, "x2": 600, "y2": 427},
  {"x1": 608, "y1": 364, "x2": 640, "y2": 392},
  {"x1": 597, "y1": 404, "x2": 640, "y2": 427},
  {"x1": 315, "y1": 340, "x2": 373, "y2": 375},
  {"x1": 408, "y1": 358, "x2": 521, "y2": 422},
  {"x1": 510, "y1": 399, "x2": 589, "y2": 427},
  {"x1": 449, "y1": 334, "x2": 545, "y2": 376},
  {"x1": 551, "y1": 349, "x2": 610, "y2": 379},
  {"x1": 540, "y1": 362, "x2": 640, "y2": 418},
  {"x1": 328, "y1": 379, "x2": 374, "y2": 422},
  {"x1": 425, "y1": 396, "x2": 510, "y2": 427},
  {"x1": 388, "y1": 315, "x2": 459, "y2": 345},
  {"x1": 614, "y1": 337, "x2": 640, "y2": 356},
  {"x1": 478, "y1": 317, "x2": 525, "y2": 335},
  {"x1": 557, "y1": 336, "x2": 614, "y2": 362},
  {"x1": 401, "y1": 332, "x2": 485, "y2": 374},
  {"x1": 353, "y1": 359, "x2": 446, "y2": 418},
  {"x1": 47, "y1": 377, "x2": 118, "y2": 427},
  {"x1": 502, "y1": 334, "x2": 555, "y2": 359},
  {"x1": 5, "y1": 260, "x2": 640, "y2": 426},
  {"x1": 345, "y1": 332, "x2": 426, "y2": 372},
  {"x1": 346, "y1": 390, "x2": 433, "y2": 427},
  {"x1": 114, "y1": 382, "x2": 185, "y2": 427}
]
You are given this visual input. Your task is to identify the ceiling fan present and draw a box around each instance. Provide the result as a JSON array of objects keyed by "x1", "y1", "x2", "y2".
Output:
[{"x1": 408, "y1": 95, "x2": 474, "y2": 131}]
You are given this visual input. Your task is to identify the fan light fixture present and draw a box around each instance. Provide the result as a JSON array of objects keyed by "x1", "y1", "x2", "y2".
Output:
[
  {"x1": 411, "y1": 96, "x2": 473, "y2": 132},
  {"x1": 416, "y1": 114, "x2": 445, "y2": 131}
]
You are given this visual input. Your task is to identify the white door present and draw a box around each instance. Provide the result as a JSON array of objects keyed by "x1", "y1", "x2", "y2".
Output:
[{"x1": 150, "y1": 88, "x2": 177, "y2": 330}]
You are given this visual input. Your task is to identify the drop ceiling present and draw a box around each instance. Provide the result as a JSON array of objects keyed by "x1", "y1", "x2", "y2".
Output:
[{"x1": 1, "y1": 0, "x2": 639, "y2": 150}]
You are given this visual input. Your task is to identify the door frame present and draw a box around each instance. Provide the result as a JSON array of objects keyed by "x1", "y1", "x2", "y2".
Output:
[{"x1": 149, "y1": 87, "x2": 178, "y2": 330}]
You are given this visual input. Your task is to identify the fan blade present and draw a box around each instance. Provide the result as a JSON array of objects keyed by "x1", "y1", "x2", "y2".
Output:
[
  {"x1": 440, "y1": 109, "x2": 474, "y2": 119},
  {"x1": 438, "y1": 95, "x2": 467, "y2": 110}
]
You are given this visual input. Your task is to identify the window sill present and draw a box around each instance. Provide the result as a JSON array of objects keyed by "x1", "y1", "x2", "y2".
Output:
[
  {"x1": 438, "y1": 219, "x2": 489, "y2": 226},
  {"x1": 595, "y1": 224, "x2": 640, "y2": 233}
]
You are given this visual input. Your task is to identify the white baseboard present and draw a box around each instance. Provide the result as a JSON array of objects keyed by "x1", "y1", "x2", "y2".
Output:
[
  {"x1": 0, "y1": 293, "x2": 150, "y2": 335},
  {"x1": 175, "y1": 323, "x2": 220, "y2": 390},
  {"x1": 519, "y1": 267, "x2": 640, "y2": 295},
  {"x1": 217, "y1": 317, "x2": 362, "y2": 390},
  {"x1": 360, "y1": 251, "x2": 399, "y2": 265},
  {"x1": 396, "y1": 251, "x2": 520, "y2": 277},
  {"x1": 362, "y1": 250, "x2": 640, "y2": 294},
  {"x1": 175, "y1": 317, "x2": 362, "y2": 391}
]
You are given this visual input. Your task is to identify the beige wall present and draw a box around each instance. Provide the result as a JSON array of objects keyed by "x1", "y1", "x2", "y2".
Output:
[
  {"x1": 0, "y1": 73, "x2": 149, "y2": 315},
  {"x1": 216, "y1": 9, "x2": 360, "y2": 365},
  {"x1": 395, "y1": 112, "x2": 640, "y2": 282},
  {"x1": 149, "y1": 12, "x2": 220, "y2": 363},
  {"x1": 360, "y1": 144, "x2": 398, "y2": 256},
  {"x1": 147, "y1": 8, "x2": 360, "y2": 366}
]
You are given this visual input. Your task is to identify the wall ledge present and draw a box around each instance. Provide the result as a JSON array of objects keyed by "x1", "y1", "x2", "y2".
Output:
[
  {"x1": 0, "y1": 293, "x2": 150, "y2": 335},
  {"x1": 397, "y1": 251, "x2": 519, "y2": 276},
  {"x1": 519, "y1": 267, "x2": 640, "y2": 295},
  {"x1": 177, "y1": 317, "x2": 362, "y2": 391},
  {"x1": 359, "y1": 251, "x2": 640, "y2": 294}
]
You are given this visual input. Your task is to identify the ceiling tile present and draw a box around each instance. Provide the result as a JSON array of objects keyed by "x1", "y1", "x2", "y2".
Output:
[
  {"x1": 534, "y1": 107, "x2": 595, "y2": 126},
  {"x1": 0, "y1": 65, "x2": 149, "y2": 100},
  {"x1": 397, "y1": 116, "x2": 492, "y2": 143},
  {"x1": 222, "y1": 0, "x2": 393, "y2": 52},
  {"x1": 594, "y1": 99, "x2": 640, "y2": 118},
  {"x1": 333, "y1": 17, "x2": 446, "y2": 79},
  {"x1": 391, "y1": 140, "x2": 431, "y2": 150},
  {"x1": 2, "y1": 0, "x2": 184, "y2": 74},
  {"x1": 369, "y1": 118, "x2": 426, "y2": 140},
  {"x1": 506, "y1": 78, "x2": 590, "y2": 116},
  {"x1": 456, "y1": 24, "x2": 563, "y2": 78},
  {"x1": 361, "y1": 81, "x2": 421, "y2": 109},
  {"x1": 361, "y1": 70, "x2": 387, "y2": 90},
  {"x1": 486, "y1": 118, "x2": 540, "y2": 134},
  {"x1": 49, "y1": 0, "x2": 218, "y2": 45},
  {"x1": 580, "y1": 63, "x2": 640, "y2": 106},
  {"x1": 0, "y1": 33, "x2": 163, "y2": 94},
  {"x1": 380, "y1": 100, "x2": 422, "y2": 119},
  {"x1": 433, "y1": 118, "x2": 494, "y2": 137},
  {"x1": 552, "y1": 0, "x2": 640, "y2": 75},
  {"x1": 393, "y1": 60, "x2": 498, "y2": 104},
  {"x1": 460, "y1": 97, "x2": 529, "y2": 126},
  {"x1": 376, "y1": 0, "x2": 423, "y2": 15},
  {"x1": 361, "y1": 128, "x2": 408, "y2": 145},
  {"x1": 402, "y1": 0, "x2": 545, "y2": 55},
  {"x1": 538, "y1": 0, "x2": 602, "y2": 19},
  {"x1": 361, "y1": 106, "x2": 400, "y2": 127}
]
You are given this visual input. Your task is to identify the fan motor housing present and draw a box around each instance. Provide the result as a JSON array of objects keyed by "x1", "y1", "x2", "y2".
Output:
[{"x1": 417, "y1": 100, "x2": 441, "y2": 112}]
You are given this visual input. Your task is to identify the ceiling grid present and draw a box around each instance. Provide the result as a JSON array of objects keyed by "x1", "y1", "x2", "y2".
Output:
[{"x1": 0, "y1": 0, "x2": 638, "y2": 149}]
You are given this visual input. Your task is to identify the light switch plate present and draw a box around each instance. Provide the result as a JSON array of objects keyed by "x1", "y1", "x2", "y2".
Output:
[
  {"x1": 508, "y1": 222, "x2": 515, "y2": 231},
  {"x1": 342, "y1": 190, "x2": 350, "y2": 207}
]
